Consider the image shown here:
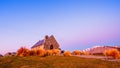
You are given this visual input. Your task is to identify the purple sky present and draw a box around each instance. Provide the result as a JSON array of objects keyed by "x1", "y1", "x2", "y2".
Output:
[{"x1": 0, "y1": 0, "x2": 120, "y2": 54}]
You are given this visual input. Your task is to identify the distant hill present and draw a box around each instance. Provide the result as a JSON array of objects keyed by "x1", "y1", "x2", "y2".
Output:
[{"x1": 83, "y1": 46, "x2": 120, "y2": 55}]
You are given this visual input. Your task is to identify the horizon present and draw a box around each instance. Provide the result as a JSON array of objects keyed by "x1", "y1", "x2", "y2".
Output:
[{"x1": 0, "y1": 0, "x2": 120, "y2": 54}]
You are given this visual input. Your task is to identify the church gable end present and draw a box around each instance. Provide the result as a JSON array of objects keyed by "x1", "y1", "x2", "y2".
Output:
[{"x1": 31, "y1": 35, "x2": 60, "y2": 50}]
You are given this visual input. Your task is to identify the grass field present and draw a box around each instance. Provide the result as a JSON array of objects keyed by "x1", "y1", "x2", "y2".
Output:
[{"x1": 0, "y1": 56, "x2": 120, "y2": 68}]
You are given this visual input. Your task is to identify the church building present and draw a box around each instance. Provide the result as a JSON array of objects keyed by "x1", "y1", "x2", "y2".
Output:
[{"x1": 31, "y1": 35, "x2": 60, "y2": 50}]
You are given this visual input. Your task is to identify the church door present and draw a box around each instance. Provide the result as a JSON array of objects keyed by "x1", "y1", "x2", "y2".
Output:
[{"x1": 50, "y1": 45, "x2": 53, "y2": 50}]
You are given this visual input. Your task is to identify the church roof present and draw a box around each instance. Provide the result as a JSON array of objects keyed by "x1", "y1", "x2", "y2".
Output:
[{"x1": 31, "y1": 40, "x2": 44, "y2": 48}]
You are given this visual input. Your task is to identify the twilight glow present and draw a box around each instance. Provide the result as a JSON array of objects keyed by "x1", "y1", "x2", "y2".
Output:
[{"x1": 0, "y1": 0, "x2": 120, "y2": 54}]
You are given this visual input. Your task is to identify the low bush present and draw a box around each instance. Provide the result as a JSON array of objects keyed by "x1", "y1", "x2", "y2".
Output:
[
  {"x1": 82, "y1": 52, "x2": 89, "y2": 55},
  {"x1": 45, "y1": 50, "x2": 53, "y2": 56},
  {"x1": 16, "y1": 47, "x2": 46, "y2": 57},
  {"x1": 28, "y1": 49, "x2": 36, "y2": 56},
  {"x1": 16, "y1": 47, "x2": 29, "y2": 57},
  {"x1": 34, "y1": 48, "x2": 45, "y2": 57},
  {"x1": 104, "y1": 49, "x2": 120, "y2": 59},
  {"x1": 63, "y1": 51, "x2": 71, "y2": 56},
  {"x1": 52, "y1": 49, "x2": 60, "y2": 56},
  {"x1": 72, "y1": 50, "x2": 81, "y2": 55}
]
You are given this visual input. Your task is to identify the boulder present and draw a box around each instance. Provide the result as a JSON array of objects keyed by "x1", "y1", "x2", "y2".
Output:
[
  {"x1": 61, "y1": 50, "x2": 65, "y2": 54},
  {"x1": 4, "y1": 52, "x2": 16, "y2": 57},
  {"x1": 0, "y1": 54, "x2": 3, "y2": 57},
  {"x1": 12, "y1": 52, "x2": 16, "y2": 56}
]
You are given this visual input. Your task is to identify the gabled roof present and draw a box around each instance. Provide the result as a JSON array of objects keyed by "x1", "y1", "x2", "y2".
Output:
[{"x1": 31, "y1": 40, "x2": 44, "y2": 48}]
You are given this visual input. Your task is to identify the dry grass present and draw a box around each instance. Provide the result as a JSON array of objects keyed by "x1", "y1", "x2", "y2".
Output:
[
  {"x1": 16, "y1": 46, "x2": 91, "y2": 57},
  {"x1": 16, "y1": 47, "x2": 46, "y2": 57},
  {"x1": 52, "y1": 49, "x2": 60, "y2": 56},
  {"x1": 72, "y1": 50, "x2": 81, "y2": 55},
  {"x1": 35, "y1": 48, "x2": 45, "y2": 57},
  {"x1": 28, "y1": 49, "x2": 36, "y2": 56},
  {"x1": 63, "y1": 51, "x2": 71, "y2": 56},
  {"x1": 16, "y1": 47, "x2": 61, "y2": 57},
  {"x1": 0, "y1": 56, "x2": 120, "y2": 68},
  {"x1": 82, "y1": 51, "x2": 90, "y2": 55},
  {"x1": 104, "y1": 49, "x2": 120, "y2": 59},
  {"x1": 45, "y1": 50, "x2": 53, "y2": 56},
  {"x1": 16, "y1": 47, "x2": 29, "y2": 57}
]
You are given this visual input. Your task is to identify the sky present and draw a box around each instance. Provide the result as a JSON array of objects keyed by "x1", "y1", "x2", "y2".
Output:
[{"x1": 0, "y1": 0, "x2": 120, "y2": 54}]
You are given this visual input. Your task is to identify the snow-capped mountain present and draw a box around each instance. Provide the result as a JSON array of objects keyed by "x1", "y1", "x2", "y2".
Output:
[{"x1": 83, "y1": 46, "x2": 120, "y2": 54}]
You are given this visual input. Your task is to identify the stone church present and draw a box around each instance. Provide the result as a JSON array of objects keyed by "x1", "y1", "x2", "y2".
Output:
[{"x1": 31, "y1": 35, "x2": 60, "y2": 50}]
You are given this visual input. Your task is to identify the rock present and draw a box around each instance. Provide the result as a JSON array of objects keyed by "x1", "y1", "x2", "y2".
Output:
[
  {"x1": 4, "y1": 52, "x2": 16, "y2": 57},
  {"x1": 61, "y1": 50, "x2": 65, "y2": 54},
  {"x1": 0, "y1": 54, "x2": 3, "y2": 57},
  {"x1": 11, "y1": 52, "x2": 16, "y2": 56}
]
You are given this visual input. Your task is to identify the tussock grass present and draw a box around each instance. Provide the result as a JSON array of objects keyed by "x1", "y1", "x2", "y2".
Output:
[
  {"x1": 104, "y1": 49, "x2": 120, "y2": 59},
  {"x1": 45, "y1": 50, "x2": 53, "y2": 56},
  {"x1": 52, "y1": 49, "x2": 60, "y2": 56},
  {"x1": 63, "y1": 51, "x2": 71, "y2": 56},
  {"x1": 72, "y1": 50, "x2": 81, "y2": 55},
  {"x1": 16, "y1": 47, "x2": 29, "y2": 57},
  {"x1": 16, "y1": 47, "x2": 61, "y2": 57},
  {"x1": 82, "y1": 51, "x2": 90, "y2": 55}
]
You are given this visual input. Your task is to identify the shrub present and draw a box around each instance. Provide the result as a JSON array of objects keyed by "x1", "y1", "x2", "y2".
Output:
[
  {"x1": 72, "y1": 50, "x2": 81, "y2": 55},
  {"x1": 16, "y1": 47, "x2": 29, "y2": 57},
  {"x1": 104, "y1": 50, "x2": 111, "y2": 56},
  {"x1": 104, "y1": 49, "x2": 120, "y2": 59},
  {"x1": 28, "y1": 49, "x2": 36, "y2": 56},
  {"x1": 82, "y1": 52, "x2": 89, "y2": 55},
  {"x1": 45, "y1": 50, "x2": 53, "y2": 56},
  {"x1": 52, "y1": 49, "x2": 60, "y2": 56},
  {"x1": 35, "y1": 48, "x2": 45, "y2": 57},
  {"x1": 63, "y1": 51, "x2": 71, "y2": 56}
]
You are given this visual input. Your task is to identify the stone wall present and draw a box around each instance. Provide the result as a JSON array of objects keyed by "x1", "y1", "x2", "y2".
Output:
[{"x1": 44, "y1": 35, "x2": 59, "y2": 50}]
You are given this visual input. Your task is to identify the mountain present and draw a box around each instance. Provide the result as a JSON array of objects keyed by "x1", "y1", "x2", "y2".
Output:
[{"x1": 83, "y1": 46, "x2": 120, "y2": 55}]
